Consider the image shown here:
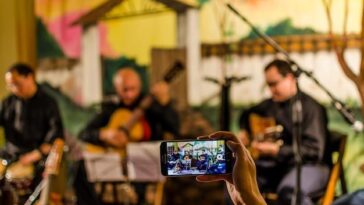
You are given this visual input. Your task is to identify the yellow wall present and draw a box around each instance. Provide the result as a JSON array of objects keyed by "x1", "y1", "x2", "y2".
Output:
[
  {"x1": 0, "y1": 1, "x2": 18, "y2": 98},
  {"x1": 105, "y1": 12, "x2": 177, "y2": 65},
  {"x1": 0, "y1": 0, "x2": 36, "y2": 98}
]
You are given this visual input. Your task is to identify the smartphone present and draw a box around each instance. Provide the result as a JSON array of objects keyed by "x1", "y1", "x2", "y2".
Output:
[{"x1": 160, "y1": 139, "x2": 233, "y2": 176}]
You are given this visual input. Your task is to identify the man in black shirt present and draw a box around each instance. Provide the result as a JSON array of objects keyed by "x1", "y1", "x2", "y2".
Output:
[
  {"x1": 0, "y1": 63, "x2": 101, "y2": 205},
  {"x1": 238, "y1": 59, "x2": 330, "y2": 205},
  {"x1": 0, "y1": 63, "x2": 64, "y2": 200}
]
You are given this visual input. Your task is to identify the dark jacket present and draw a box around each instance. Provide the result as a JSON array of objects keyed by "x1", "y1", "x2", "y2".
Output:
[{"x1": 239, "y1": 92, "x2": 330, "y2": 166}]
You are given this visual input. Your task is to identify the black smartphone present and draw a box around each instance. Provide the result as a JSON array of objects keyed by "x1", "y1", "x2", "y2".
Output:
[{"x1": 160, "y1": 139, "x2": 233, "y2": 176}]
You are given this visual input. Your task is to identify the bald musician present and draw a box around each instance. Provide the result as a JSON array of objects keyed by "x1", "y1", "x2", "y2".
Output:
[
  {"x1": 79, "y1": 68, "x2": 179, "y2": 203},
  {"x1": 80, "y1": 67, "x2": 180, "y2": 147}
]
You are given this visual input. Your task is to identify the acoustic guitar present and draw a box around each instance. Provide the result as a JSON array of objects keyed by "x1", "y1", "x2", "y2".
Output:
[
  {"x1": 84, "y1": 61, "x2": 184, "y2": 155},
  {"x1": 248, "y1": 114, "x2": 284, "y2": 159}
]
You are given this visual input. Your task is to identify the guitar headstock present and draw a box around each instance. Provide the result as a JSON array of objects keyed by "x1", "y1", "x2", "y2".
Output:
[
  {"x1": 44, "y1": 138, "x2": 64, "y2": 175},
  {"x1": 163, "y1": 61, "x2": 184, "y2": 83}
]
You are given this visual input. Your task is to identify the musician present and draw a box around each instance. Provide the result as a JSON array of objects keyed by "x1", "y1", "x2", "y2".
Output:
[
  {"x1": 80, "y1": 67, "x2": 179, "y2": 146},
  {"x1": 79, "y1": 68, "x2": 180, "y2": 203},
  {"x1": 0, "y1": 63, "x2": 63, "y2": 197},
  {"x1": 238, "y1": 59, "x2": 330, "y2": 205},
  {"x1": 0, "y1": 63, "x2": 101, "y2": 205}
]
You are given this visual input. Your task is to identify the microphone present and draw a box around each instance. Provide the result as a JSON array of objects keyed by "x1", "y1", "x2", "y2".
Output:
[{"x1": 333, "y1": 100, "x2": 363, "y2": 132}]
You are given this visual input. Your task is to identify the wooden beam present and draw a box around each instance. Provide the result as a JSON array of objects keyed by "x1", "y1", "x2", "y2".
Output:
[
  {"x1": 71, "y1": 0, "x2": 123, "y2": 26},
  {"x1": 154, "y1": 0, "x2": 197, "y2": 13}
]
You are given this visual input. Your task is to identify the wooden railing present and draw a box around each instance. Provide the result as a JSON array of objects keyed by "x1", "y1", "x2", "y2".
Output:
[{"x1": 201, "y1": 34, "x2": 361, "y2": 57}]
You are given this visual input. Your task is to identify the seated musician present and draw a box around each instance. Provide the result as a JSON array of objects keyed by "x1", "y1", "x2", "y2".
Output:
[
  {"x1": 0, "y1": 63, "x2": 64, "y2": 201},
  {"x1": 0, "y1": 63, "x2": 101, "y2": 205},
  {"x1": 80, "y1": 68, "x2": 179, "y2": 146},
  {"x1": 79, "y1": 68, "x2": 180, "y2": 202},
  {"x1": 238, "y1": 59, "x2": 331, "y2": 205},
  {"x1": 196, "y1": 154, "x2": 208, "y2": 171}
]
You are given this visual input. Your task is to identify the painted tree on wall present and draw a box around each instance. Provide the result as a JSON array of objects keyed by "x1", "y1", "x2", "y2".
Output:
[
  {"x1": 243, "y1": 18, "x2": 318, "y2": 40},
  {"x1": 322, "y1": 0, "x2": 364, "y2": 117}
]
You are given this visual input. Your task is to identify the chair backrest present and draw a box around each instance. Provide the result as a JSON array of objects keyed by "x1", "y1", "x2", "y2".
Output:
[{"x1": 321, "y1": 131, "x2": 347, "y2": 205}]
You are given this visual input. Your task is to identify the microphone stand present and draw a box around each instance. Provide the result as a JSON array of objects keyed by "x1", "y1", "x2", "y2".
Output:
[
  {"x1": 205, "y1": 76, "x2": 250, "y2": 131},
  {"x1": 205, "y1": 75, "x2": 249, "y2": 205},
  {"x1": 226, "y1": 3, "x2": 363, "y2": 205},
  {"x1": 291, "y1": 84, "x2": 303, "y2": 205}
]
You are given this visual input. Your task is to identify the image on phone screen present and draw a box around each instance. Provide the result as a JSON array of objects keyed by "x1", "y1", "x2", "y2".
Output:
[{"x1": 161, "y1": 140, "x2": 231, "y2": 176}]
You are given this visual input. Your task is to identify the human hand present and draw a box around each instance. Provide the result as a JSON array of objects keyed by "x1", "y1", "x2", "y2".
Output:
[
  {"x1": 39, "y1": 143, "x2": 52, "y2": 155},
  {"x1": 19, "y1": 150, "x2": 42, "y2": 165},
  {"x1": 151, "y1": 81, "x2": 170, "y2": 106},
  {"x1": 100, "y1": 128, "x2": 129, "y2": 148},
  {"x1": 251, "y1": 141, "x2": 280, "y2": 156},
  {"x1": 196, "y1": 131, "x2": 266, "y2": 205}
]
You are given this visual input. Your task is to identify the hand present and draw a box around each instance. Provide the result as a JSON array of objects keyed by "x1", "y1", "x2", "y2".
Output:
[
  {"x1": 19, "y1": 150, "x2": 42, "y2": 165},
  {"x1": 151, "y1": 81, "x2": 170, "y2": 105},
  {"x1": 39, "y1": 143, "x2": 52, "y2": 155},
  {"x1": 100, "y1": 128, "x2": 129, "y2": 148},
  {"x1": 251, "y1": 141, "x2": 280, "y2": 156},
  {"x1": 196, "y1": 131, "x2": 266, "y2": 205}
]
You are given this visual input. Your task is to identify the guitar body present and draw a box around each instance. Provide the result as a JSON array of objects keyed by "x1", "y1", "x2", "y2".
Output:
[
  {"x1": 83, "y1": 108, "x2": 146, "y2": 158},
  {"x1": 248, "y1": 114, "x2": 283, "y2": 160},
  {"x1": 249, "y1": 114, "x2": 276, "y2": 141},
  {"x1": 106, "y1": 109, "x2": 144, "y2": 142}
]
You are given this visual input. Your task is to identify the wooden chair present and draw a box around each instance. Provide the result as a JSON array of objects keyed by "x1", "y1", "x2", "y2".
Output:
[{"x1": 320, "y1": 131, "x2": 347, "y2": 205}]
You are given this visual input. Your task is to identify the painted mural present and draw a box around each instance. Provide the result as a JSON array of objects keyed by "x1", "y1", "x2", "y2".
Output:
[
  {"x1": 200, "y1": 0, "x2": 361, "y2": 42},
  {"x1": 35, "y1": 0, "x2": 117, "y2": 58},
  {"x1": 35, "y1": 0, "x2": 362, "y2": 62},
  {"x1": 35, "y1": 0, "x2": 176, "y2": 64}
]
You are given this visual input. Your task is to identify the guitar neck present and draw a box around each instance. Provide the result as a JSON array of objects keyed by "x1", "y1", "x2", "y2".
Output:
[
  {"x1": 38, "y1": 139, "x2": 65, "y2": 205},
  {"x1": 123, "y1": 95, "x2": 153, "y2": 131}
]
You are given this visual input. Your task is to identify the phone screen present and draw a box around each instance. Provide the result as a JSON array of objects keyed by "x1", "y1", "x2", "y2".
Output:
[{"x1": 160, "y1": 139, "x2": 232, "y2": 176}]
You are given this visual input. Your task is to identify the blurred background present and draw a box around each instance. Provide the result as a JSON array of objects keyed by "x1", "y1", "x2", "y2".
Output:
[{"x1": 1, "y1": 0, "x2": 364, "y2": 204}]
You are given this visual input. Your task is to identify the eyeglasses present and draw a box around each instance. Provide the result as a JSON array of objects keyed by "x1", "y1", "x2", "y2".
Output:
[
  {"x1": 266, "y1": 78, "x2": 285, "y2": 88},
  {"x1": 6, "y1": 82, "x2": 22, "y2": 90}
]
